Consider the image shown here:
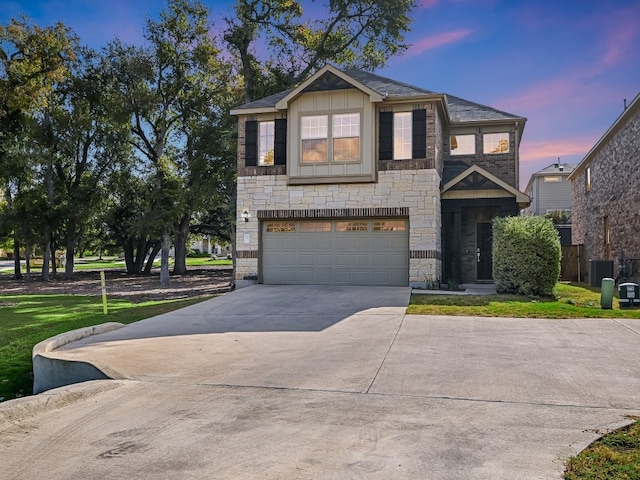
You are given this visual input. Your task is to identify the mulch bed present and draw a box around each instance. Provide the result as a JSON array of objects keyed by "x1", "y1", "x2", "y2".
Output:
[{"x1": 0, "y1": 266, "x2": 233, "y2": 303}]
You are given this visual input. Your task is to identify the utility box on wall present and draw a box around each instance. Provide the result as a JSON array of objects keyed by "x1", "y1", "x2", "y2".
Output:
[
  {"x1": 589, "y1": 260, "x2": 614, "y2": 287},
  {"x1": 619, "y1": 283, "x2": 640, "y2": 308}
]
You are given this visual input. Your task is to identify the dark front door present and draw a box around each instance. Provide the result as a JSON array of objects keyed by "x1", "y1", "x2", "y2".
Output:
[{"x1": 477, "y1": 222, "x2": 493, "y2": 280}]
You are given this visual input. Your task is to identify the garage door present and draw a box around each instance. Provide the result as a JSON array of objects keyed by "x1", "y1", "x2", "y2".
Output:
[{"x1": 262, "y1": 219, "x2": 408, "y2": 286}]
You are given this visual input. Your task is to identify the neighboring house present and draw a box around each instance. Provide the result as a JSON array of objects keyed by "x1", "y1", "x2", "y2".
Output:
[
  {"x1": 231, "y1": 65, "x2": 529, "y2": 288},
  {"x1": 184, "y1": 237, "x2": 231, "y2": 257},
  {"x1": 523, "y1": 162, "x2": 575, "y2": 246},
  {"x1": 523, "y1": 162, "x2": 574, "y2": 217},
  {"x1": 569, "y1": 92, "x2": 640, "y2": 282}
]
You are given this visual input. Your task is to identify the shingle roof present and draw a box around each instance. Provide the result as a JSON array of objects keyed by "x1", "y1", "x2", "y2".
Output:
[
  {"x1": 445, "y1": 94, "x2": 525, "y2": 123},
  {"x1": 531, "y1": 163, "x2": 575, "y2": 176},
  {"x1": 342, "y1": 69, "x2": 437, "y2": 97},
  {"x1": 231, "y1": 66, "x2": 525, "y2": 124}
]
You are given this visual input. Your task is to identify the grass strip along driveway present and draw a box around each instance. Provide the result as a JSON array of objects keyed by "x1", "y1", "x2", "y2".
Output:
[
  {"x1": 0, "y1": 294, "x2": 208, "y2": 401},
  {"x1": 409, "y1": 283, "x2": 640, "y2": 319}
]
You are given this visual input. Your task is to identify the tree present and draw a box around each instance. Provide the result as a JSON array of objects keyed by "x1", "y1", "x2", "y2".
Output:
[
  {"x1": 40, "y1": 47, "x2": 130, "y2": 279},
  {"x1": 107, "y1": 0, "x2": 237, "y2": 284},
  {"x1": 0, "y1": 17, "x2": 76, "y2": 278},
  {"x1": 224, "y1": 0, "x2": 417, "y2": 102},
  {"x1": 544, "y1": 209, "x2": 570, "y2": 225}
]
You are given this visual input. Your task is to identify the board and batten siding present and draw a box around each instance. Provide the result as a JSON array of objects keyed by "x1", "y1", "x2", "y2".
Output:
[{"x1": 287, "y1": 89, "x2": 376, "y2": 181}]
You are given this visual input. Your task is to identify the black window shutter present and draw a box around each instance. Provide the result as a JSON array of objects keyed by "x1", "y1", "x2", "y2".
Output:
[
  {"x1": 274, "y1": 118, "x2": 287, "y2": 166},
  {"x1": 245, "y1": 120, "x2": 258, "y2": 167},
  {"x1": 379, "y1": 111, "x2": 393, "y2": 160},
  {"x1": 412, "y1": 109, "x2": 427, "y2": 159}
]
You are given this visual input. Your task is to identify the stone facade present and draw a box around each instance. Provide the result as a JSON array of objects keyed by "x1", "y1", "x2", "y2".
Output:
[
  {"x1": 236, "y1": 171, "x2": 442, "y2": 286},
  {"x1": 570, "y1": 95, "x2": 640, "y2": 281},
  {"x1": 231, "y1": 66, "x2": 528, "y2": 287}
]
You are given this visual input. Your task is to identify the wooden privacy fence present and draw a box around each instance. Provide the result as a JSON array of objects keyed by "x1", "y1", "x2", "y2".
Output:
[{"x1": 561, "y1": 245, "x2": 586, "y2": 282}]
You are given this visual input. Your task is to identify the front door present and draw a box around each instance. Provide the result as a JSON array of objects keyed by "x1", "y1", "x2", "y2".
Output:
[{"x1": 477, "y1": 222, "x2": 493, "y2": 280}]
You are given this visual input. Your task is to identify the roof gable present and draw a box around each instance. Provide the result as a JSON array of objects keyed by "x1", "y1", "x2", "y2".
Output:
[
  {"x1": 275, "y1": 65, "x2": 383, "y2": 110},
  {"x1": 442, "y1": 164, "x2": 530, "y2": 206}
]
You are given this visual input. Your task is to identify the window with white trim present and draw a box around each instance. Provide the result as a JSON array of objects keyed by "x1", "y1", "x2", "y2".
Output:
[
  {"x1": 483, "y1": 132, "x2": 510, "y2": 154},
  {"x1": 258, "y1": 121, "x2": 275, "y2": 165},
  {"x1": 393, "y1": 112, "x2": 412, "y2": 160},
  {"x1": 450, "y1": 134, "x2": 475, "y2": 155},
  {"x1": 301, "y1": 113, "x2": 360, "y2": 163}
]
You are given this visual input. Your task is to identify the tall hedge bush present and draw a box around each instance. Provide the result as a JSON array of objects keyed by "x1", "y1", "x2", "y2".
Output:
[{"x1": 493, "y1": 216, "x2": 561, "y2": 296}]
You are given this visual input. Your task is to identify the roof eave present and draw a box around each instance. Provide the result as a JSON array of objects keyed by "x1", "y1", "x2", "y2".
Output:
[{"x1": 229, "y1": 106, "x2": 281, "y2": 116}]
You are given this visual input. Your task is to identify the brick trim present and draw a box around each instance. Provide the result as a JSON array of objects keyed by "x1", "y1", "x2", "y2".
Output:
[
  {"x1": 379, "y1": 158, "x2": 432, "y2": 171},
  {"x1": 236, "y1": 250, "x2": 258, "y2": 259},
  {"x1": 238, "y1": 165, "x2": 286, "y2": 177},
  {"x1": 258, "y1": 207, "x2": 410, "y2": 220},
  {"x1": 410, "y1": 250, "x2": 441, "y2": 260}
]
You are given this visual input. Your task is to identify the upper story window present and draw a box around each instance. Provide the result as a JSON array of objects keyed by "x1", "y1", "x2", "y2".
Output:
[
  {"x1": 244, "y1": 118, "x2": 286, "y2": 168},
  {"x1": 393, "y1": 112, "x2": 412, "y2": 160},
  {"x1": 259, "y1": 121, "x2": 275, "y2": 165},
  {"x1": 450, "y1": 134, "x2": 475, "y2": 155},
  {"x1": 379, "y1": 109, "x2": 426, "y2": 161},
  {"x1": 301, "y1": 113, "x2": 360, "y2": 163},
  {"x1": 543, "y1": 176, "x2": 562, "y2": 182},
  {"x1": 483, "y1": 132, "x2": 510, "y2": 154},
  {"x1": 332, "y1": 113, "x2": 360, "y2": 161}
]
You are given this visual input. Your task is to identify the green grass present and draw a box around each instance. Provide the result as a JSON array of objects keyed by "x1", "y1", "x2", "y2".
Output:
[
  {"x1": 0, "y1": 256, "x2": 232, "y2": 275},
  {"x1": 0, "y1": 294, "x2": 209, "y2": 401},
  {"x1": 408, "y1": 283, "x2": 640, "y2": 319},
  {"x1": 565, "y1": 418, "x2": 640, "y2": 479}
]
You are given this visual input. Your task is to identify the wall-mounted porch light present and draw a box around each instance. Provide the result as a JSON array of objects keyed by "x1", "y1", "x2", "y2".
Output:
[{"x1": 242, "y1": 209, "x2": 250, "y2": 223}]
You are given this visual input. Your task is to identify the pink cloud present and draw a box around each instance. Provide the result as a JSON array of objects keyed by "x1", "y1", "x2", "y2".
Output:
[
  {"x1": 590, "y1": 3, "x2": 640, "y2": 70},
  {"x1": 494, "y1": 76, "x2": 584, "y2": 113},
  {"x1": 600, "y1": 23, "x2": 640, "y2": 69},
  {"x1": 519, "y1": 136, "x2": 599, "y2": 164},
  {"x1": 404, "y1": 30, "x2": 473, "y2": 59}
]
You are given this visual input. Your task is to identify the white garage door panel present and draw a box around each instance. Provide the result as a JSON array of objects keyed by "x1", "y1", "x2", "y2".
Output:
[{"x1": 262, "y1": 219, "x2": 408, "y2": 286}]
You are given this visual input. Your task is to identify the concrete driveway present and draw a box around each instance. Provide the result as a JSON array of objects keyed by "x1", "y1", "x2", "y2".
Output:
[{"x1": 2, "y1": 285, "x2": 640, "y2": 479}]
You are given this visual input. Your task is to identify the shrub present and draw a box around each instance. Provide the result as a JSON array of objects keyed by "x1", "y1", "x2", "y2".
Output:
[{"x1": 493, "y1": 216, "x2": 561, "y2": 296}]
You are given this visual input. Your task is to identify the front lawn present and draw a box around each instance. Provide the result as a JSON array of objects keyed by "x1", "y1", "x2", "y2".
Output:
[
  {"x1": 0, "y1": 294, "x2": 209, "y2": 401},
  {"x1": 564, "y1": 418, "x2": 640, "y2": 479},
  {"x1": 408, "y1": 283, "x2": 640, "y2": 319}
]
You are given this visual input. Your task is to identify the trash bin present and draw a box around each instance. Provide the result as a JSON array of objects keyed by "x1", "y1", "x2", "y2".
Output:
[
  {"x1": 601, "y1": 278, "x2": 614, "y2": 309},
  {"x1": 618, "y1": 282, "x2": 640, "y2": 308}
]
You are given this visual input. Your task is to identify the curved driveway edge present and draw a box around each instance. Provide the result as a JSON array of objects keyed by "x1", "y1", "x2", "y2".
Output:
[{"x1": 32, "y1": 322, "x2": 125, "y2": 394}]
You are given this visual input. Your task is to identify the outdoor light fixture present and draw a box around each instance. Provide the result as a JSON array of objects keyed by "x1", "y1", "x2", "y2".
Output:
[{"x1": 242, "y1": 210, "x2": 250, "y2": 223}]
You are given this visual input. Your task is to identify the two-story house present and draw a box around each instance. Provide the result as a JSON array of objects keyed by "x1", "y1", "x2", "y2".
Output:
[{"x1": 231, "y1": 65, "x2": 529, "y2": 288}]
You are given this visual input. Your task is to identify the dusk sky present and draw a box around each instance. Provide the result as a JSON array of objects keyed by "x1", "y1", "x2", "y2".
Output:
[{"x1": 2, "y1": 0, "x2": 639, "y2": 188}]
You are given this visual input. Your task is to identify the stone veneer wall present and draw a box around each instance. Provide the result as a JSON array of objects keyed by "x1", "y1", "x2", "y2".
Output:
[
  {"x1": 571, "y1": 105, "x2": 640, "y2": 277},
  {"x1": 236, "y1": 170, "x2": 442, "y2": 286}
]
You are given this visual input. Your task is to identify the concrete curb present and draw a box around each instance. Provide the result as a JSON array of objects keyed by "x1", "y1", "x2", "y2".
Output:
[
  {"x1": 32, "y1": 323, "x2": 126, "y2": 394},
  {"x1": 0, "y1": 381, "x2": 127, "y2": 426}
]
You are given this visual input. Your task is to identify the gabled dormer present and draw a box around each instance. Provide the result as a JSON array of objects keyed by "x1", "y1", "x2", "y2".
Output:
[{"x1": 231, "y1": 64, "x2": 446, "y2": 185}]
